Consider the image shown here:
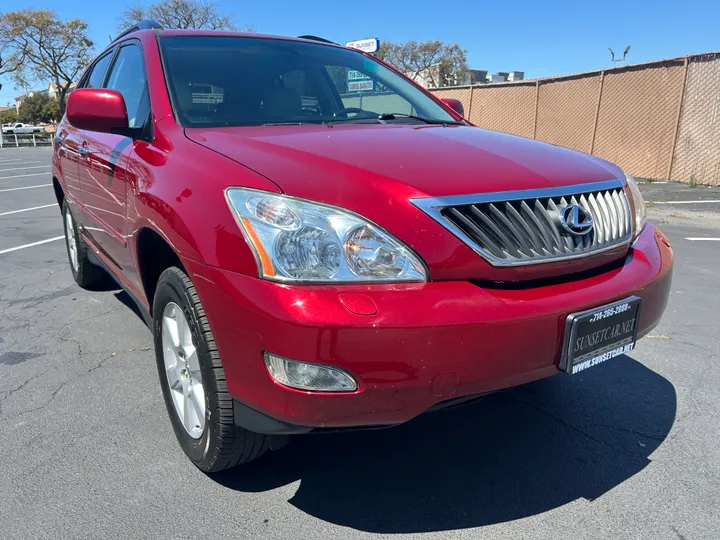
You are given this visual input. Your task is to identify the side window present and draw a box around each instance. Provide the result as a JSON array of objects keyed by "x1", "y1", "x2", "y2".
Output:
[
  {"x1": 105, "y1": 44, "x2": 148, "y2": 128},
  {"x1": 85, "y1": 51, "x2": 114, "y2": 89}
]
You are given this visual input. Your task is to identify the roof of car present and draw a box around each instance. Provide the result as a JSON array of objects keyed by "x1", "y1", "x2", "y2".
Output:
[{"x1": 125, "y1": 28, "x2": 345, "y2": 48}]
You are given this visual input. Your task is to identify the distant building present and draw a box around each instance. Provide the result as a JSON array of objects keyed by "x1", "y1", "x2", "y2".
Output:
[
  {"x1": 408, "y1": 65, "x2": 525, "y2": 88},
  {"x1": 48, "y1": 81, "x2": 78, "y2": 100},
  {"x1": 487, "y1": 73, "x2": 507, "y2": 83},
  {"x1": 14, "y1": 81, "x2": 78, "y2": 113},
  {"x1": 486, "y1": 71, "x2": 525, "y2": 83}
]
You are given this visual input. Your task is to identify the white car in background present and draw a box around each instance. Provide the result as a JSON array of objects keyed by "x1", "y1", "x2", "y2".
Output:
[{"x1": 1, "y1": 122, "x2": 44, "y2": 134}]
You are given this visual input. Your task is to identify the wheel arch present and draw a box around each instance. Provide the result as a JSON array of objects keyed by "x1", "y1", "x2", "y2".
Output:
[
  {"x1": 136, "y1": 227, "x2": 185, "y2": 311},
  {"x1": 52, "y1": 176, "x2": 65, "y2": 209}
]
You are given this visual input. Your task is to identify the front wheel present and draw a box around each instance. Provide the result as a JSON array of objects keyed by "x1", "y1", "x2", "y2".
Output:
[{"x1": 152, "y1": 266, "x2": 269, "y2": 472}]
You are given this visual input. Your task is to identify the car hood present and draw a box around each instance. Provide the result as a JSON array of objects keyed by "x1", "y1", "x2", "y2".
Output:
[
  {"x1": 185, "y1": 124, "x2": 622, "y2": 199},
  {"x1": 185, "y1": 124, "x2": 628, "y2": 282}
]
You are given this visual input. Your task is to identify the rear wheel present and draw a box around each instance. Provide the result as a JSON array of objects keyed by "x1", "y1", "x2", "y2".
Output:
[
  {"x1": 153, "y1": 266, "x2": 269, "y2": 472},
  {"x1": 62, "y1": 200, "x2": 105, "y2": 288}
]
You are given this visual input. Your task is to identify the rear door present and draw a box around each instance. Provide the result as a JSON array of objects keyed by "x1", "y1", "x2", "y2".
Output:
[{"x1": 78, "y1": 42, "x2": 148, "y2": 272}]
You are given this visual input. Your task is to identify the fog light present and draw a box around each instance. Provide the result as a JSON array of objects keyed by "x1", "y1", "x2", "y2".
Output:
[{"x1": 264, "y1": 353, "x2": 357, "y2": 392}]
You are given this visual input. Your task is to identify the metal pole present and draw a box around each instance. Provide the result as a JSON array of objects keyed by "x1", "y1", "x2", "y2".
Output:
[
  {"x1": 14, "y1": 134, "x2": 18, "y2": 148},
  {"x1": 467, "y1": 85, "x2": 475, "y2": 122},
  {"x1": 33, "y1": 134, "x2": 37, "y2": 147},
  {"x1": 666, "y1": 57, "x2": 690, "y2": 181},
  {"x1": 532, "y1": 80, "x2": 540, "y2": 139},
  {"x1": 590, "y1": 71, "x2": 605, "y2": 155}
]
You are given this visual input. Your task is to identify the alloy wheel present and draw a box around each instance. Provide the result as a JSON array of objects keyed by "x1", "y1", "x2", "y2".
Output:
[
  {"x1": 65, "y1": 210, "x2": 79, "y2": 272},
  {"x1": 161, "y1": 302, "x2": 206, "y2": 439}
]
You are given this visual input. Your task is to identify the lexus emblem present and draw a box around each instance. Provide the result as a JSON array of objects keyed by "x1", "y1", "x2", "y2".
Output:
[{"x1": 559, "y1": 205, "x2": 594, "y2": 236}]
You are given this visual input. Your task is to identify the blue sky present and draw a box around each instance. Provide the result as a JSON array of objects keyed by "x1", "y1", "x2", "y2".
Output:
[{"x1": 2, "y1": 0, "x2": 719, "y2": 105}]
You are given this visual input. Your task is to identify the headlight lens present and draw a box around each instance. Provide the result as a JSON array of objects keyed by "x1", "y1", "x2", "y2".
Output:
[
  {"x1": 226, "y1": 188, "x2": 427, "y2": 283},
  {"x1": 625, "y1": 172, "x2": 647, "y2": 237}
]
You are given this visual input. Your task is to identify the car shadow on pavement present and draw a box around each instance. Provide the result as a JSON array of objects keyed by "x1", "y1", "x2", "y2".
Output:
[
  {"x1": 214, "y1": 355, "x2": 676, "y2": 533},
  {"x1": 90, "y1": 279, "x2": 147, "y2": 326},
  {"x1": 113, "y1": 290, "x2": 146, "y2": 325}
]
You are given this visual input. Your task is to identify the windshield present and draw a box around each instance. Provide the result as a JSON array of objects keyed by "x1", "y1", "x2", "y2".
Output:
[{"x1": 158, "y1": 36, "x2": 458, "y2": 127}]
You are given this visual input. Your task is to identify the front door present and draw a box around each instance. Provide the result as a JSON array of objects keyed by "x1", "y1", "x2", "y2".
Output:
[
  {"x1": 63, "y1": 48, "x2": 115, "y2": 230},
  {"x1": 78, "y1": 42, "x2": 148, "y2": 273}
]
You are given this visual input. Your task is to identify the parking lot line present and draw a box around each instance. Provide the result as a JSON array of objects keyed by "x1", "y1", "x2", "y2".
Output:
[
  {"x1": 0, "y1": 172, "x2": 50, "y2": 181},
  {"x1": 0, "y1": 183, "x2": 52, "y2": 193},
  {"x1": 652, "y1": 200, "x2": 720, "y2": 205},
  {"x1": 0, "y1": 235, "x2": 64, "y2": 256},
  {"x1": 0, "y1": 159, "x2": 42, "y2": 164},
  {"x1": 0, "y1": 204, "x2": 57, "y2": 217},
  {"x1": 686, "y1": 237, "x2": 720, "y2": 241},
  {"x1": 0, "y1": 165, "x2": 51, "y2": 173}
]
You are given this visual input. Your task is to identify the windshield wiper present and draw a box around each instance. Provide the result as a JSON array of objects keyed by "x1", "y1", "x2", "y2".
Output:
[
  {"x1": 262, "y1": 121, "x2": 314, "y2": 126},
  {"x1": 323, "y1": 116, "x2": 384, "y2": 125},
  {"x1": 377, "y1": 113, "x2": 463, "y2": 125}
]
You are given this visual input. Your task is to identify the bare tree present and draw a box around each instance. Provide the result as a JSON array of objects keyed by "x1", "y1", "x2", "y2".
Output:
[
  {"x1": 1, "y1": 42, "x2": 25, "y2": 80},
  {"x1": 0, "y1": 10, "x2": 93, "y2": 117},
  {"x1": 118, "y1": 0, "x2": 245, "y2": 32},
  {"x1": 378, "y1": 40, "x2": 468, "y2": 88}
]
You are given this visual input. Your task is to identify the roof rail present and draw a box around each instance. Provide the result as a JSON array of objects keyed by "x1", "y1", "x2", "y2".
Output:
[
  {"x1": 297, "y1": 35, "x2": 337, "y2": 45},
  {"x1": 112, "y1": 20, "x2": 163, "y2": 43}
]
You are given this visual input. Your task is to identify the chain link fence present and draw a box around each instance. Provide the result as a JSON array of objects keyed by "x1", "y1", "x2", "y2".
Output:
[
  {"x1": 670, "y1": 53, "x2": 720, "y2": 184},
  {"x1": 430, "y1": 52, "x2": 720, "y2": 186}
]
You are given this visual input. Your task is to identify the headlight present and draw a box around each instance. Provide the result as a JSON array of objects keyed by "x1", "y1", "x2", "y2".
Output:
[
  {"x1": 624, "y1": 172, "x2": 647, "y2": 237},
  {"x1": 226, "y1": 188, "x2": 427, "y2": 283}
]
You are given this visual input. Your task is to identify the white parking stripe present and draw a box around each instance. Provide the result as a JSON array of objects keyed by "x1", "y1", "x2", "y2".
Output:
[
  {"x1": 652, "y1": 200, "x2": 720, "y2": 205},
  {"x1": 686, "y1": 237, "x2": 720, "y2": 241},
  {"x1": 0, "y1": 204, "x2": 56, "y2": 217},
  {"x1": 0, "y1": 236, "x2": 64, "y2": 256},
  {"x1": 0, "y1": 172, "x2": 50, "y2": 181},
  {"x1": 0, "y1": 165, "x2": 50, "y2": 173},
  {"x1": 0, "y1": 159, "x2": 41, "y2": 164},
  {"x1": 0, "y1": 184, "x2": 52, "y2": 193}
]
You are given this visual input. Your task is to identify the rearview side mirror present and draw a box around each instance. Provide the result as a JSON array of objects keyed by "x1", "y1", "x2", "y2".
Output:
[
  {"x1": 441, "y1": 98, "x2": 465, "y2": 118},
  {"x1": 66, "y1": 88, "x2": 129, "y2": 134}
]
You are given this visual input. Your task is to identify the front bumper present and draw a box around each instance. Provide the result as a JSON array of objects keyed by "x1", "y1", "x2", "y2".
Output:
[{"x1": 184, "y1": 224, "x2": 673, "y2": 433}]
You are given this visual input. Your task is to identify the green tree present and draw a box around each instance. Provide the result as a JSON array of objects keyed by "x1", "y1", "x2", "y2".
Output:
[
  {"x1": 378, "y1": 40, "x2": 468, "y2": 88},
  {"x1": 0, "y1": 10, "x2": 94, "y2": 117},
  {"x1": 18, "y1": 92, "x2": 50, "y2": 123},
  {"x1": 118, "y1": 0, "x2": 246, "y2": 32},
  {"x1": 0, "y1": 108, "x2": 19, "y2": 124},
  {"x1": 42, "y1": 97, "x2": 61, "y2": 123}
]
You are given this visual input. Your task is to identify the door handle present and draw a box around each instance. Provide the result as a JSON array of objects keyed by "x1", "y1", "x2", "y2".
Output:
[{"x1": 78, "y1": 145, "x2": 88, "y2": 158}]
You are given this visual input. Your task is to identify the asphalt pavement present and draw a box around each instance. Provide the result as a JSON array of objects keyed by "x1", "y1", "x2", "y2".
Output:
[{"x1": 1, "y1": 147, "x2": 718, "y2": 539}]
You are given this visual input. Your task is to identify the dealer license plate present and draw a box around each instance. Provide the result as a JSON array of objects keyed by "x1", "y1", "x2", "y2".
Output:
[{"x1": 560, "y1": 296, "x2": 641, "y2": 375}]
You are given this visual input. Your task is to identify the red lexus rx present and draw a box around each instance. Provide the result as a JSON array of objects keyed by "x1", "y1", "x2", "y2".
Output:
[{"x1": 52, "y1": 23, "x2": 673, "y2": 472}]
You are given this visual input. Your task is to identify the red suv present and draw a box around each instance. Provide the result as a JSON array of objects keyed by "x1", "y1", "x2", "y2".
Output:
[{"x1": 53, "y1": 23, "x2": 673, "y2": 472}]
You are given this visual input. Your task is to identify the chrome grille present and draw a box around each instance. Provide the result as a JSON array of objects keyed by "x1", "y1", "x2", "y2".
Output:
[{"x1": 411, "y1": 179, "x2": 633, "y2": 266}]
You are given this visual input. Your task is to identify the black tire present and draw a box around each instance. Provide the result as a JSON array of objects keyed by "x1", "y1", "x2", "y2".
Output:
[
  {"x1": 62, "y1": 199, "x2": 106, "y2": 288},
  {"x1": 152, "y1": 266, "x2": 269, "y2": 472}
]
